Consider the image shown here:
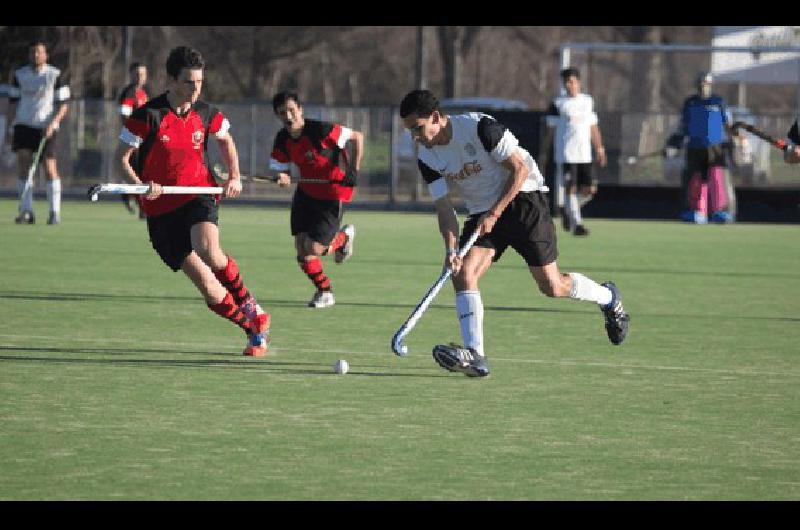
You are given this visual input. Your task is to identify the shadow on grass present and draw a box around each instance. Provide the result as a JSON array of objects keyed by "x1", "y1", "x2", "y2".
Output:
[
  {"x1": 0, "y1": 289, "x2": 590, "y2": 314},
  {"x1": 0, "y1": 348, "x2": 443, "y2": 378},
  {"x1": 4, "y1": 290, "x2": 800, "y2": 321}
]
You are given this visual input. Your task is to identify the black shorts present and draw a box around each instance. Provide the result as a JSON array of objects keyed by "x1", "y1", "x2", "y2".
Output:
[
  {"x1": 460, "y1": 191, "x2": 558, "y2": 267},
  {"x1": 146, "y1": 196, "x2": 219, "y2": 272},
  {"x1": 12, "y1": 124, "x2": 57, "y2": 158},
  {"x1": 290, "y1": 188, "x2": 343, "y2": 245},
  {"x1": 686, "y1": 145, "x2": 727, "y2": 179},
  {"x1": 562, "y1": 163, "x2": 595, "y2": 188}
]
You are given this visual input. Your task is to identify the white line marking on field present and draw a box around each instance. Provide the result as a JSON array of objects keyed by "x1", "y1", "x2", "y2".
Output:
[{"x1": 1, "y1": 333, "x2": 797, "y2": 379}]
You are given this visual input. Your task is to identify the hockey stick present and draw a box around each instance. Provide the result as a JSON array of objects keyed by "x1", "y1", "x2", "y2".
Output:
[
  {"x1": 87, "y1": 183, "x2": 223, "y2": 202},
  {"x1": 18, "y1": 136, "x2": 47, "y2": 202},
  {"x1": 391, "y1": 230, "x2": 482, "y2": 357},
  {"x1": 732, "y1": 121, "x2": 792, "y2": 152},
  {"x1": 212, "y1": 163, "x2": 332, "y2": 184},
  {"x1": 624, "y1": 149, "x2": 666, "y2": 165},
  {"x1": 27, "y1": 135, "x2": 47, "y2": 181}
]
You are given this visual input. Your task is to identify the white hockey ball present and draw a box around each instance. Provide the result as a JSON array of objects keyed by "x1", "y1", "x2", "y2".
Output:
[{"x1": 333, "y1": 359, "x2": 349, "y2": 374}]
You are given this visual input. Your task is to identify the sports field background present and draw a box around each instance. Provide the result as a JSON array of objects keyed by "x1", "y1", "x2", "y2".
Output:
[{"x1": 1, "y1": 197, "x2": 798, "y2": 500}]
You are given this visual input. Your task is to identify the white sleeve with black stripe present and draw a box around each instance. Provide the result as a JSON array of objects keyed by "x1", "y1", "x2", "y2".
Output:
[
  {"x1": 477, "y1": 116, "x2": 519, "y2": 163},
  {"x1": 418, "y1": 158, "x2": 448, "y2": 200}
]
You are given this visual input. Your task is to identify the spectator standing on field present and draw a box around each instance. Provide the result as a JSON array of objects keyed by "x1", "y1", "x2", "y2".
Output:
[
  {"x1": 119, "y1": 46, "x2": 271, "y2": 357},
  {"x1": 400, "y1": 89, "x2": 629, "y2": 378},
  {"x1": 5, "y1": 41, "x2": 70, "y2": 225},
  {"x1": 117, "y1": 62, "x2": 149, "y2": 217},
  {"x1": 546, "y1": 67, "x2": 607, "y2": 237},
  {"x1": 267, "y1": 91, "x2": 363, "y2": 309}
]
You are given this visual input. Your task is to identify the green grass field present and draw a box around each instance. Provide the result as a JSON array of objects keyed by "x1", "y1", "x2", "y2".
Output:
[{"x1": 1, "y1": 197, "x2": 799, "y2": 500}]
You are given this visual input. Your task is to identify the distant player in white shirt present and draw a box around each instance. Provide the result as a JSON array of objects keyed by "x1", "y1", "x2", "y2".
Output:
[
  {"x1": 5, "y1": 41, "x2": 70, "y2": 225},
  {"x1": 547, "y1": 67, "x2": 607, "y2": 236},
  {"x1": 400, "y1": 90, "x2": 629, "y2": 377}
]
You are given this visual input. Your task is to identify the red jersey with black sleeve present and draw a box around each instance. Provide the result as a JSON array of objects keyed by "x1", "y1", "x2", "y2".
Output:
[
  {"x1": 118, "y1": 83, "x2": 149, "y2": 118},
  {"x1": 269, "y1": 119, "x2": 355, "y2": 202},
  {"x1": 119, "y1": 92, "x2": 229, "y2": 216}
]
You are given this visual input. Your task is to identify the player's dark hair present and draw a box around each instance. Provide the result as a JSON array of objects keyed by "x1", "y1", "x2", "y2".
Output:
[
  {"x1": 399, "y1": 89, "x2": 440, "y2": 119},
  {"x1": 129, "y1": 62, "x2": 145, "y2": 72},
  {"x1": 166, "y1": 46, "x2": 205, "y2": 79},
  {"x1": 272, "y1": 91, "x2": 299, "y2": 113},
  {"x1": 29, "y1": 40, "x2": 47, "y2": 50},
  {"x1": 560, "y1": 67, "x2": 580, "y2": 81}
]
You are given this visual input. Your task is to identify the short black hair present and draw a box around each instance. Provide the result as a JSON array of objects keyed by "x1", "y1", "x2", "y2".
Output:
[
  {"x1": 30, "y1": 40, "x2": 47, "y2": 50},
  {"x1": 399, "y1": 89, "x2": 439, "y2": 119},
  {"x1": 166, "y1": 46, "x2": 205, "y2": 79},
  {"x1": 560, "y1": 67, "x2": 580, "y2": 81},
  {"x1": 129, "y1": 62, "x2": 145, "y2": 72},
  {"x1": 272, "y1": 91, "x2": 299, "y2": 113}
]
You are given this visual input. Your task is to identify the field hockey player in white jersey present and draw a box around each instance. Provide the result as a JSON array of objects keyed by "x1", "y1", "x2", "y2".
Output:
[
  {"x1": 5, "y1": 41, "x2": 70, "y2": 225},
  {"x1": 399, "y1": 89, "x2": 629, "y2": 377}
]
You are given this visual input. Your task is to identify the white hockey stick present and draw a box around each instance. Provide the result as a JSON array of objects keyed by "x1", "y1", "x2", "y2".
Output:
[
  {"x1": 87, "y1": 183, "x2": 223, "y2": 202},
  {"x1": 391, "y1": 229, "x2": 481, "y2": 357}
]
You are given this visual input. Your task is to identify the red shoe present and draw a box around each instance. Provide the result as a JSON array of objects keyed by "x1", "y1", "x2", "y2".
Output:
[{"x1": 243, "y1": 313, "x2": 270, "y2": 357}]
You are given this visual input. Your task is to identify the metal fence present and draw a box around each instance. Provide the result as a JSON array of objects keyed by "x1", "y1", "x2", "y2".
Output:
[{"x1": 1, "y1": 99, "x2": 798, "y2": 206}]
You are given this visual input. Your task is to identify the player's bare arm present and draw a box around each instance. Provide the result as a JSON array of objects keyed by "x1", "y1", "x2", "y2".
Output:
[
  {"x1": 216, "y1": 132, "x2": 242, "y2": 198},
  {"x1": 46, "y1": 102, "x2": 68, "y2": 139},
  {"x1": 347, "y1": 130, "x2": 365, "y2": 172},
  {"x1": 5, "y1": 101, "x2": 16, "y2": 145},
  {"x1": 590, "y1": 123, "x2": 607, "y2": 167},
  {"x1": 477, "y1": 150, "x2": 529, "y2": 236},
  {"x1": 434, "y1": 196, "x2": 462, "y2": 273}
]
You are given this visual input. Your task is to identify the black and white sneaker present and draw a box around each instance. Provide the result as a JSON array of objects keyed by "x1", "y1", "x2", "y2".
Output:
[
  {"x1": 432, "y1": 343, "x2": 490, "y2": 378},
  {"x1": 14, "y1": 210, "x2": 35, "y2": 224},
  {"x1": 600, "y1": 282, "x2": 629, "y2": 345}
]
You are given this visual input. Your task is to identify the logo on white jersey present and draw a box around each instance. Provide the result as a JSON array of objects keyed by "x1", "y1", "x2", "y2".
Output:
[
  {"x1": 464, "y1": 142, "x2": 477, "y2": 156},
  {"x1": 445, "y1": 161, "x2": 482, "y2": 181}
]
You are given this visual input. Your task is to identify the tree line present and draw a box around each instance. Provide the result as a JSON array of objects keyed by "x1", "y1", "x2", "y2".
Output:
[{"x1": 1, "y1": 26, "x2": 795, "y2": 113}]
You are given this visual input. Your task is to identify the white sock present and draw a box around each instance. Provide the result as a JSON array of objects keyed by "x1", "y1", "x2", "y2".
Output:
[
  {"x1": 568, "y1": 192, "x2": 582, "y2": 227},
  {"x1": 18, "y1": 178, "x2": 33, "y2": 212},
  {"x1": 569, "y1": 272, "x2": 613, "y2": 307},
  {"x1": 456, "y1": 290, "x2": 484, "y2": 356},
  {"x1": 47, "y1": 179, "x2": 61, "y2": 214}
]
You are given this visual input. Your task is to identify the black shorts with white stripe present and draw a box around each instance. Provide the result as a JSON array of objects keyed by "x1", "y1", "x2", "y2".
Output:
[{"x1": 460, "y1": 191, "x2": 558, "y2": 268}]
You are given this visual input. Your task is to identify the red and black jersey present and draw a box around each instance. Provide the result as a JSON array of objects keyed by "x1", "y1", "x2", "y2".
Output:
[
  {"x1": 119, "y1": 92, "x2": 229, "y2": 216},
  {"x1": 269, "y1": 119, "x2": 355, "y2": 202},
  {"x1": 118, "y1": 83, "x2": 149, "y2": 118}
]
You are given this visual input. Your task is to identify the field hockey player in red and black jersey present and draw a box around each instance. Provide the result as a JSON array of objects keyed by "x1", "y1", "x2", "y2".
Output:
[
  {"x1": 117, "y1": 62, "x2": 149, "y2": 217},
  {"x1": 118, "y1": 46, "x2": 270, "y2": 357},
  {"x1": 268, "y1": 91, "x2": 364, "y2": 309}
]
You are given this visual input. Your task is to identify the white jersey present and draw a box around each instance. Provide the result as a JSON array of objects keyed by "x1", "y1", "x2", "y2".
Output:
[
  {"x1": 8, "y1": 64, "x2": 71, "y2": 128},
  {"x1": 417, "y1": 113, "x2": 547, "y2": 215},
  {"x1": 546, "y1": 93, "x2": 597, "y2": 164}
]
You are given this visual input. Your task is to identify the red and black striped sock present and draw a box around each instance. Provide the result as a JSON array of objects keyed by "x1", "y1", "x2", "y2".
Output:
[
  {"x1": 299, "y1": 257, "x2": 331, "y2": 292},
  {"x1": 326, "y1": 231, "x2": 347, "y2": 255},
  {"x1": 213, "y1": 256, "x2": 251, "y2": 306},
  {"x1": 207, "y1": 292, "x2": 253, "y2": 333}
]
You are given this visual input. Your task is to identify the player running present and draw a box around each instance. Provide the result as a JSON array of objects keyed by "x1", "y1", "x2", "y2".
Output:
[
  {"x1": 267, "y1": 91, "x2": 363, "y2": 309},
  {"x1": 400, "y1": 89, "x2": 630, "y2": 378},
  {"x1": 118, "y1": 46, "x2": 270, "y2": 356}
]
